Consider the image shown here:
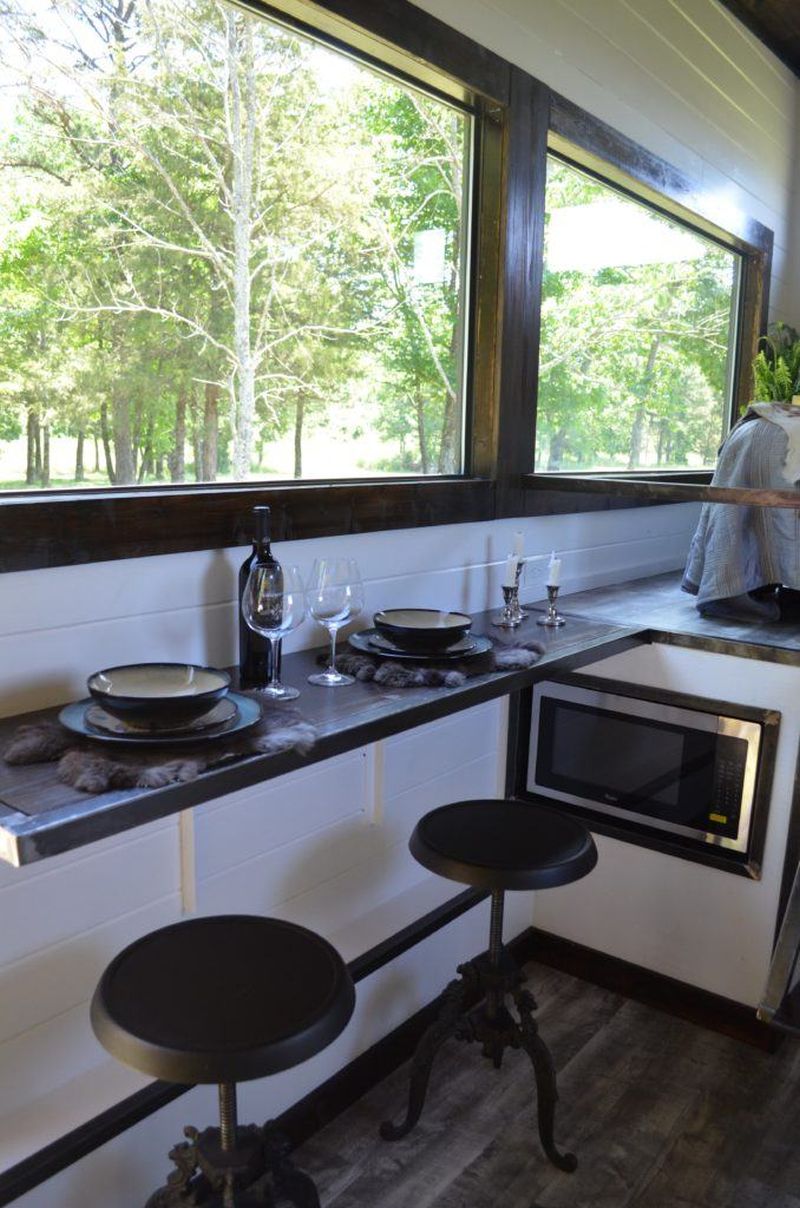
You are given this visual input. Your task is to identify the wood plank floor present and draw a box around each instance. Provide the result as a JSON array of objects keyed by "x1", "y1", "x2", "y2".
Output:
[{"x1": 296, "y1": 962, "x2": 800, "y2": 1208}]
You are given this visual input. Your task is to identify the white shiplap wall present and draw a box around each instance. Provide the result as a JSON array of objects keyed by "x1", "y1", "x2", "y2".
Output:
[
  {"x1": 412, "y1": 0, "x2": 800, "y2": 321},
  {"x1": 0, "y1": 504, "x2": 699, "y2": 1207}
]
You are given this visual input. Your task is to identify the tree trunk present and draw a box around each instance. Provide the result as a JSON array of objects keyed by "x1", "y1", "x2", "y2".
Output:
[
  {"x1": 192, "y1": 396, "x2": 204, "y2": 482},
  {"x1": 41, "y1": 425, "x2": 50, "y2": 487},
  {"x1": 627, "y1": 336, "x2": 662, "y2": 470},
  {"x1": 202, "y1": 383, "x2": 219, "y2": 481},
  {"x1": 137, "y1": 418, "x2": 153, "y2": 484},
  {"x1": 294, "y1": 393, "x2": 305, "y2": 478},
  {"x1": 100, "y1": 401, "x2": 116, "y2": 484},
  {"x1": 547, "y1": 428, "x2": 568, "y2": 471},
  {"x1": 628, "y1": 406, "x2": 647, "y2": 470},
  {"x1": 93, "y1": 434, "x2": 100, "y2": 474},
  {"x1": 26, "y1": 410, "x2": 37, "y2": 485},
  {"x1": 112, "y1": 391, "x2": 135, "y2": 484},
  {"x1": 227, "y1": 12, "x2": 257, "y2": 480},
  {"x1": 34, "y1": 421, "x2": 42, "y2": 482},
  {"x1": 437, "y1": 394, "x2": 457, "y2": 473},
  {"x1": 169, "y1": 392, "x2": 187, "y2": 482},
  {"x1": 415, "y1": 389, "x2": 429, "y2": 474},
  {"x1": 75, "y1": 429, "x2": 85, "y2": 481}
]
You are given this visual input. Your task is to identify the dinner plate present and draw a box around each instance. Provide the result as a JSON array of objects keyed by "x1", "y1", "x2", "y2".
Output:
[
  {"x1": 349, "y1": 629, "x2": 492, "y2": 662},
  {"x1": 86, "y1": 696, "x2": 239, "y2": 739},
  {"x1": 59, "y1": 692, "x2": 261, "y2": 748}
]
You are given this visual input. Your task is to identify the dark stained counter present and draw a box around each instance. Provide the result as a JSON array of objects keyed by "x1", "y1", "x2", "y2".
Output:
[
  {"x1": 0, "y1": 608, "x2": 641, "y2": 866},
  {"x1": 5, "y1": 573, "x2": 799, "y2": 867},
  {"x1": 561, "y1": 572, "x2": 800, "y2": 666}
]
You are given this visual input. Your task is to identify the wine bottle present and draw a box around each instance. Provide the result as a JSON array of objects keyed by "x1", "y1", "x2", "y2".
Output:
[{"x1": 238, "y1": 505, "x2": 283, "y2": 687}]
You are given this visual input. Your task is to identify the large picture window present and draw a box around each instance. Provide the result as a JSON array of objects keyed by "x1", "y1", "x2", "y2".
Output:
[
  {"x1": 0, "y1": 0, "x2": 473, "y2": 490},
  {"x1": 535, "y1": 154, "x2": 742, "y2": 474}
]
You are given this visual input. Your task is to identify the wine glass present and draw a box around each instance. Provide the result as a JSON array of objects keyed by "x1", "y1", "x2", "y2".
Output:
[
  {"x1": 307, "y1": 557, "x2": 364, "y2": 687},
  {"x1": 242, "y1": 563, "x2": 305, "y2": 700}
]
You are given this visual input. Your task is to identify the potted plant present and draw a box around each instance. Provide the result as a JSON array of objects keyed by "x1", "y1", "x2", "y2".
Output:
[{"x1": 751, "y1": 321, "x2": 800, "y2": 404}]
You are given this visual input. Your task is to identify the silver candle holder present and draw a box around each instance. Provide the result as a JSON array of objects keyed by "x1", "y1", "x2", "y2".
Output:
[
  {"x1": 493, "y1": 583, "x2": 523, "y2": 628},
  {"x1": 537, "y1": 583, "x2": 566, "y2": 627},
  {"x1": 493, "y1": 555, "x2": 527, "y2": 628}
]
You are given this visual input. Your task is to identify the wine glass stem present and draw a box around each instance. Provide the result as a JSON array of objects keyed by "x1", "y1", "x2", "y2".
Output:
[
  {"x1": 268, "y1": 637, "x2": 280, "y2": 689},
  {"x1": 327, "y1": 625, "x2": 339, "y2": 674}
]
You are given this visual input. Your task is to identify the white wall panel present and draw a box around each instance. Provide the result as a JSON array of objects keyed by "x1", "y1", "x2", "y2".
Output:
[{"x1": 531, "y1": 643, "x2": 800, "y2": 1005}]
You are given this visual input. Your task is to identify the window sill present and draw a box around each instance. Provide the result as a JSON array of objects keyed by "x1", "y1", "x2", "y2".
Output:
[
  {"x1": 0, "y1": 477, "x2": 496, "y2": 574},
  {"x1": 523, "y1": 472, "x2": 800, "y2": 510}
]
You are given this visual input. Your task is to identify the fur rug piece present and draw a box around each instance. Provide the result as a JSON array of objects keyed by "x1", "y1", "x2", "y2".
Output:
[
  {"x1": 332, "y1": 634, "x2": 546, "y2": 689},
  {"x1": 2, "y1": 704, "x2": 317, "y2": 795}
]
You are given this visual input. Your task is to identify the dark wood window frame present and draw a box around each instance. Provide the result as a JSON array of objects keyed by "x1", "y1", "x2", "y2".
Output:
[{"x1": 0, "y1": 0, "x2": 778, "y2": 573}]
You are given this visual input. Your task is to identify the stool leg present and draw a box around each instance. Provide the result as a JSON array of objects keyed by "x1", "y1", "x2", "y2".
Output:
[
  {"x1": 512, "y1": 985, "x2": 577, "y2": 1173},
  {"x1": 264, "y1": 1128, "x2": 321, "y2": 1208},
  {"x1": 380, "y1": 972, "x2": 470, "y2": 1141},
  {"x1": 218, "y1": 1083, "x2": 238, "y2": 1208},
  {"x1": 485, "y1": 890, "x2": 505, "y2": 1065}
]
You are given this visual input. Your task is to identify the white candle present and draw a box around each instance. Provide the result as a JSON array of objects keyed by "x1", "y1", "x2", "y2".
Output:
[
  {"x1": 512, "y1": 531, "x2": 524, "y2": 558},
  {"x1": 547, "y1": 551, "x2": 562, "y2": 587},
  {"x1": 503, "y1": 554, "x2": 518, "y2": 587}
]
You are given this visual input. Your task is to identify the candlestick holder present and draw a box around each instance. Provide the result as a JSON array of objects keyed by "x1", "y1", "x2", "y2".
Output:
[
  {"x1": 493, "y1": 583, "x2": 523, "y2": 628},
  {"x1": 537, "y1": 584, "x2": 566, "y2": 627}
]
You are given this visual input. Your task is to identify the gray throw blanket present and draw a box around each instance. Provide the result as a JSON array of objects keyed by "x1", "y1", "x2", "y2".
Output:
[
  {"x1": 3, "y1": 704, "x2": 316, "y2": 794},
  {"x1": 682, "y1": 408, "x2": 800, "y2": 612},
  {"x1": 330, "y1": 635, "x2": 546, "y2": 688}
]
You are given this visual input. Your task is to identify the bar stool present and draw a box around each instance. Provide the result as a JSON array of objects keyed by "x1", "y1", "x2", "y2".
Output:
[
  {"x1": 381, "y1": 799, "x2": 597, "y2": 1172},
  {"x1": 92, "y1": 914, "x2": 355, "y2": 1207}
]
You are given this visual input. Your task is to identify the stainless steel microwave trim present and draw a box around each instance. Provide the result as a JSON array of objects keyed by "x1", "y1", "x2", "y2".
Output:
[{"x1": 527, "y1": 680, "x2": 762, "y2": 854}]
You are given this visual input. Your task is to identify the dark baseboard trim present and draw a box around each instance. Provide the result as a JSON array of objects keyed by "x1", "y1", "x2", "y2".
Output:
[
  {"x1": 526, "y1": 927, "x2": 781, "y2": 1053},
  {"x1": 0, "y1": 886, "x2": 486, "y2": 1207}
]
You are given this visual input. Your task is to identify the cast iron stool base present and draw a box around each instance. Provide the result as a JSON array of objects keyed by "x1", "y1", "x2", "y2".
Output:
[
  {"x1": 380, "y1": 891, "x2": 576, "y2": 1173},
  {"x1": 145, "y1": 1084, "x2": 320, "y2": 1207}
]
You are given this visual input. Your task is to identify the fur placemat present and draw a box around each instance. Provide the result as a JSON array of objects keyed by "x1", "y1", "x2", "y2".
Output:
[
  {"x1": 330, "y1": 634, "x2": 547, "y2": 688},
  {"x1": 2, "y1": 701, "x2": 316, "y2": 795}
]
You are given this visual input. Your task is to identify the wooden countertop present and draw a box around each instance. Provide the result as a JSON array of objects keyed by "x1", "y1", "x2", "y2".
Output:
[
  {"x1": 5, "y1": 571, "x2": 798, "y2": 867},
  {"x1": 0, "y1": 607, "x2": 641, "y2": 866}
]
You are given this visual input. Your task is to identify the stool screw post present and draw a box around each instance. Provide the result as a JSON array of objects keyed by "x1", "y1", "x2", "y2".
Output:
[
  {"x1": 489, "y1": 890, "x2": 505, "y2": 969},
  {"x1": 218, "y1": 1081, "x2": 238, "y2": 1152}
]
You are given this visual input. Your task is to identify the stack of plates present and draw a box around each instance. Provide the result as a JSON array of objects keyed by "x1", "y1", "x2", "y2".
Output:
[
  {"x1": 59, "y1": 662, "x2": 262, "y2": 747},
  {"x1": 350, "y1": 610, "x2": 491, "y2": 662}
]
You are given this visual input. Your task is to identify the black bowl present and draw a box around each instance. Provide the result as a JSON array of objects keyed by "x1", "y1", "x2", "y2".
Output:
[
  {"x1": 87, "y1": 663, "x2": 231, "y2": 726},
  {"x1": 373, "y1": 608, "x2": 472, "y2": 652}
]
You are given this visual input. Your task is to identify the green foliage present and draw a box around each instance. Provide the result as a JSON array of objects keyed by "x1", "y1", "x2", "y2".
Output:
[
  {"x1": 0, "y1": 0, "x2": 468, "y2": 488},
  {"x1": 751, "y1": 323, "x2": 800, "y2": 404},
  {"x1": 536, "y1": 157, "x2": 739, "y2": 472}
]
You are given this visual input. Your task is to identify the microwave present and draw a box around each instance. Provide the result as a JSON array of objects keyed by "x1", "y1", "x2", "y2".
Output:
[{"x1": 526, "y1": 675, "x2": 778, "y2": 861}]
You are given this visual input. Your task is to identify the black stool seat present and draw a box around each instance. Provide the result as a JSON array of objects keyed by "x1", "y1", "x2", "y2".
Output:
[
  {"x1": 410, "y1": 799, "x2": 597, "y2": 891},
  {"x1": 91, "y1": 914, "x2": 355, "y2": 1085}
]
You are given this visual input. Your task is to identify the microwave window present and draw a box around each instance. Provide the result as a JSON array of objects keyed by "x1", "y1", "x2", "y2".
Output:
[{"x1": 550, "y1": 703, "x2": 686, "y2": 806}]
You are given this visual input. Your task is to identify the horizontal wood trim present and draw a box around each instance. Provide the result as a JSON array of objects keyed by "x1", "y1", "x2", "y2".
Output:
[
  {"x1": 524, "y1": 473, "x2": 800, "y2": 509},
  {"x1": 0, "y1": 479, "x2": 496, "y2": 572}
]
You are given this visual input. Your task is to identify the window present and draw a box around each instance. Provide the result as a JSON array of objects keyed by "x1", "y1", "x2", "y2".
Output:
[
  {"x1": 0, "y1": 1, "x2": 774, "y2": 573},
  {"x1": 0, "y1": 0, "x2": 473, "y2": 490},
  {"x1": 535, "y1": 154, "x2": 742, "y2": 474}
]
